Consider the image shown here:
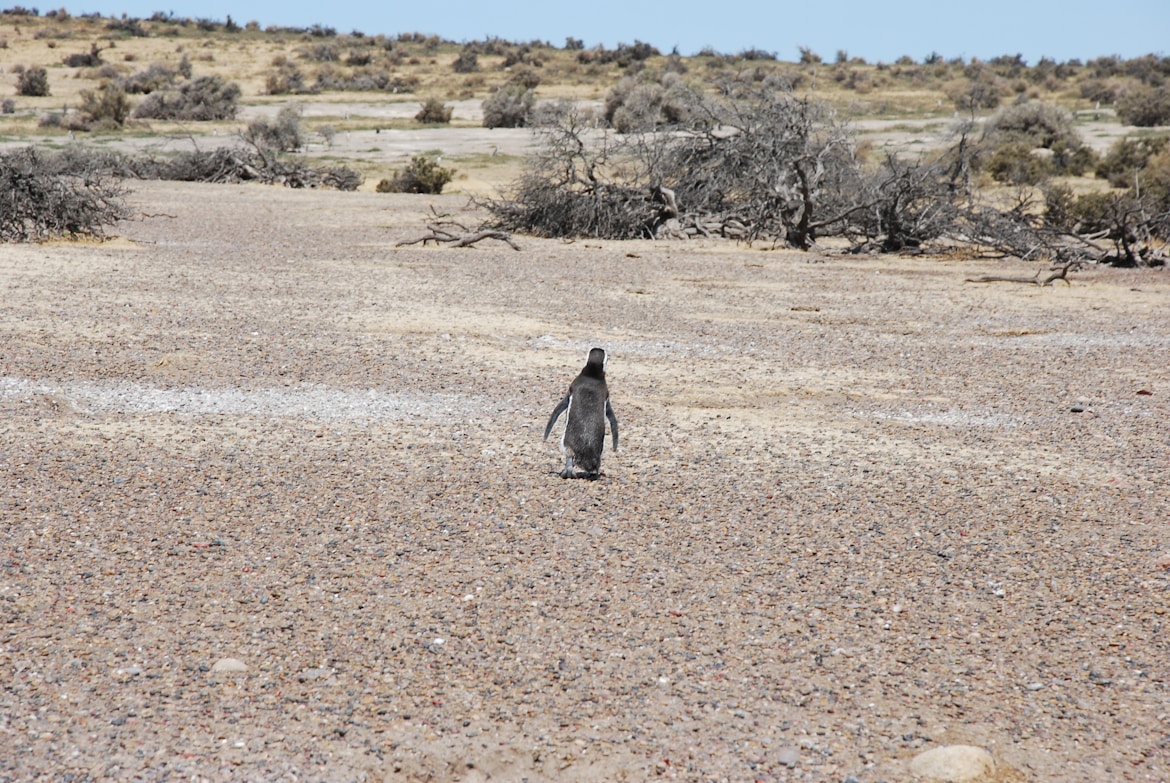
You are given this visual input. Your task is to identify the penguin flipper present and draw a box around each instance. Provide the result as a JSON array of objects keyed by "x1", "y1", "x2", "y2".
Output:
[
  {"x1": 543, "y1": 393, "x2": 570, "y2": 441},
  {"x1": 605, "y1": 399, "x2": 619, "y2": 451}
]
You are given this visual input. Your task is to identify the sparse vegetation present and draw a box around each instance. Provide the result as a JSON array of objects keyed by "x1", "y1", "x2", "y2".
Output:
[{"x1": 1, "y1": 12, "x2": 1167, "y2": 264}]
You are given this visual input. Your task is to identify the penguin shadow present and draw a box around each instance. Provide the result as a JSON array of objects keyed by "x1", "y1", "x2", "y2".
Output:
[{"x1": 548, "y1": 466, "x2": 605, "y2": 481}]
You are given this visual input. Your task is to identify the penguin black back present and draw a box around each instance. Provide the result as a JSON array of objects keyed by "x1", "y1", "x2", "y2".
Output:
[{"x1": 543, "y1": 347, "x2": 619, "y2": 479}]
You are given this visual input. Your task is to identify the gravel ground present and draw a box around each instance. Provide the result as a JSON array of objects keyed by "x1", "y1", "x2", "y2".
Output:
[{"x1": 2, "y1": 180, "x2": 1169, "y2": 782}]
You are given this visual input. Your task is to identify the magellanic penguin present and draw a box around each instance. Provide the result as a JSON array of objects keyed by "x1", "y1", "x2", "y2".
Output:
[{"x1": 543, "y1": 347, "x2": 619, "y2": 479}]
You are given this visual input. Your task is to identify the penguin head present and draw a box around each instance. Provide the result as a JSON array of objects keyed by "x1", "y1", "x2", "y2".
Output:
[{"x1": 584, "y1": 347, "x2": 607, "y2": 377}]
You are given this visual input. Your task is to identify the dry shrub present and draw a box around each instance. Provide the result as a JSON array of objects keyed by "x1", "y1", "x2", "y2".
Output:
[
  {"x1": 0, "y1": 146, "x2": 130, "y2": 242},
  {"x1": 482, "y1": 85, "x2": 534, "y2": 128},
  {"x1": 452, "y1": 48, "x2": 478, "y2": 73},
  {"x1": 415, "y1": 97, "x2": 452, "y2": 124},
  {"x1": 1116, "y1": 84, "x2": 1170, "y2": 127},
  {"x1": 78, "y1": 81, "x2": 132, "y2": 127},
  {"x1": 265, "y1": 63, "x2": 312, "y2": 95},
  {"x1": 978, "y1": 100, "x2": 1096, "y2": 182},
  {"x1": 131, "y1": 75, "x2": 240, "y2": 120},
  {"x1": 244, "y1": 103, "x2": 305, "y2": 152},
  {"x1": 120, "y1": 62, "x2": 178, "y2": 93},
  {"x1": 1096, "y1": 136, "x2": 1170, "y2": 188},
  {"x1": 17, "y1": 65, "x2": 50, "y2": 96}
]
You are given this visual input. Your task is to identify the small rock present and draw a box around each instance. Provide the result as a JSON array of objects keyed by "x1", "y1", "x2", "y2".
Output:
[
  {"x1": 1157, "y1": 552, "x2": 1170, "y2": 571},
  {"x1": 776, "y1": 747, "x2": 800, "y2": 768},
  {"x1": 211, "y1": 657, "x2": 248, "y2": 673},
  {"x1": 1070, "y1": 405, "x2": 1084, "y2": 413},
  {"x1": 298, "y1": 667, "x2": 331, "y2": 681},
  {"x1": 909, "y1": 745, "x2": 994, "y2": 781}
]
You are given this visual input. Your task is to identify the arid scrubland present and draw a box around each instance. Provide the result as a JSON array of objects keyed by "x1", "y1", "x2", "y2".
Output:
[{"x1": 2, "y1": 9, "x2": 1170, "y2": 783}]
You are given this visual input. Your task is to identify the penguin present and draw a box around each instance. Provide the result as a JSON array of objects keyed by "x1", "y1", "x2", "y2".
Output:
[{"x1": 543, "y1": 347, "x2": 619, "y2": 479}]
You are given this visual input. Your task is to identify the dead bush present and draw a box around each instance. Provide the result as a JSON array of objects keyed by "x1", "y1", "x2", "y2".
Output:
[
  {"x1": 487, "y1": 90, "x2": 861, "y2": 246},
  {"x1": 0, "y1": 146, "x2": 130, "y2": 242},
  {"x1": 63, "y1": 43, "x2": 103, "y2": 67}
]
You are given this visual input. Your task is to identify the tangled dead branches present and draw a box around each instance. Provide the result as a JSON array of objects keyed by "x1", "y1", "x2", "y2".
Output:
[
  {"x1": 0, "y1": 147, "x2": 130, "y2": 241},
  {"x1": 485, "y1": 91, "x2": 1168, "y2": 267},
  {"x1": 33, "y1": 144, "x2": 361, "y2": 191},
  {"x1": 397, "y1": 215, "x2": 521, "y2": 250}
]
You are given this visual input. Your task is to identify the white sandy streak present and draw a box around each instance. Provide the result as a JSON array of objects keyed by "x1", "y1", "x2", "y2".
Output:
[{"x1": 0, "y1": 376, "x2": 482, "y2": 422}]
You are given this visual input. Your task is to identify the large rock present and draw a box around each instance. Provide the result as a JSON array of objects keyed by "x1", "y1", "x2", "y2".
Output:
[
  {"x1": 909, "y1": 745, "x2": 995, "y2": 781},
  {"x1": 211, "y1": 657, "x2": 248, "y2": 673}
]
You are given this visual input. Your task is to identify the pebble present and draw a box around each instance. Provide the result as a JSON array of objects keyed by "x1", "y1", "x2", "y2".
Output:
[
  {"x1": 298, "y1": 667, "x2": 331, "y2": 681},
  {"x1": 908, "y1": 745, "x2": 995, "y2": 781},
  {"x1": 211, "y1": 657, "x2": 248, "y2": 673},
  {"x1": 1157, "y1": 552, "x2": 1170, "y2": 570},
  {"x1": 776, "y1": 746, "x2": 800, "y2": 768}
]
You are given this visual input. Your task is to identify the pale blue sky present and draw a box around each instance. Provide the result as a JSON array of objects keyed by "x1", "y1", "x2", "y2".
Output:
[{"x1": 69, "y1": 0, "x2": 1165, "y2": 64}]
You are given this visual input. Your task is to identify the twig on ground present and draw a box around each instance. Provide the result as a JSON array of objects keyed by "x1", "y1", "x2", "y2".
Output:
[{"x1": 397, "y1": 225, "x2": 521, "y2": 250}]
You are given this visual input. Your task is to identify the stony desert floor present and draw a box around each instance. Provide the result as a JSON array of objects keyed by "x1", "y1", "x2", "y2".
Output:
[{"x1": 2, "y1": 180, "x2": 1169, "y2": 782}]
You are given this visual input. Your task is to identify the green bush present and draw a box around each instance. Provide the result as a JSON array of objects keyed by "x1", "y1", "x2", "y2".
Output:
[
  {"x1": 377, "y1": 155, "x2": 455, "y2": 194},
  {"x1": 482, "y1": 85, "x2": 534, "y2": 128},
  {"x1": 415, "y1": 97, "x2": 452, "y2": 124},
  {"x1": 985, "y1": 142, "x2": 1051, "y2": 185},
  {"x1": 78, "y1": 81, "x2": 132, "y2": 127},
  {"x1": 1116, "y1": 84, "x2": 1170, "y2": 127},
  {"x1": 1096, "y1": 136, "x2": 1169, "y2": 188},
  {"x1": 980, "y1": 101, "x2": 1095, "y2": 182},
  {"x1": 16, "y1": 65, "x2": 50, "y2": 97}
]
